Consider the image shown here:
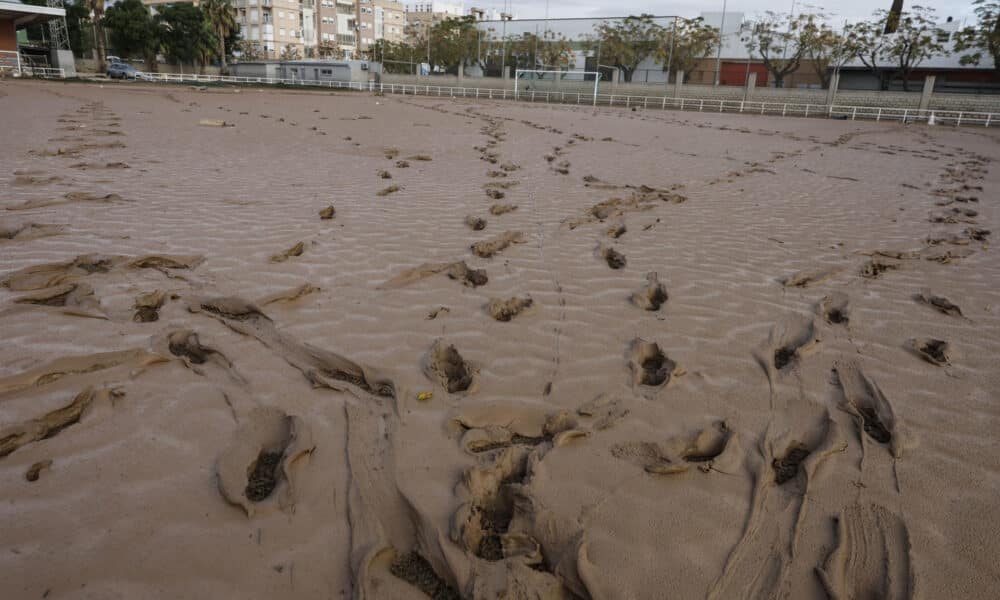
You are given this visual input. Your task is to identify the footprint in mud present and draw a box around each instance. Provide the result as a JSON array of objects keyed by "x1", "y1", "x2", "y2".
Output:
[
  {"x1": 489, "y1": 204, "x2": 517, "y2": 216},
  {"x1": 133, "y1": 290, "x2": 167, "y2": 322},
  {"x1": 257, "y1": 283, "x2": 320, "y2": 306},
  {"x1": 818, "y1": 292, "x2": 849, "y2": 325},
  {"x1": 378, "y1": 261, "x2": 487, "y2": 289},
  {"x1": 630, "y1": 272, "x2": 667, "y2": 311},
  {"x1": 909, "y1": 338, "x2": 951, "y2": 366},
  {"x1": 376, "y1": 185, "x2": 401, "y2": 196},
  {"x1": 13, "y1": 282, "x2": 105, "y2": 319},
  {"x1": 319, "y1": 205, "x2": 335, "y2": 219},
  {"x1": 817, "y1": 503, "x2": 914, "y2": 600},
  {"x1": 25, "y1": 459, "x2": 53, "y2": 482},
  {"x1": 577, "y1": 393, "x2": 630, "y2": 430},
  {"x1": 395, "y1": 160, "x2": 410, "y2": 168},
  {"x1": 7, "y1": 192, "x2": 126, "y2": 211},
  {"x1": 3, "y1": 254, "x2": 204, "y2": 292},
  {"x1": 270, "y1": 241, "x2": 305, "y2": 263},
  {"x1": 601, "y1": 245, "x2": 626, "y2": 270},
  {"x1": 611, "y1": 421, "x2": 740, "y2": 475},
  {"x1": 915, "y1": 293, "x2": 962, "y2": 317},
  {"x1": 759, "y1": 316, "x2": 819, "y2": 372},
  {"x1": 389, "y1": 552, "x2": 460, "y2": 599},
  {"x1": 471, "y1": 231, "x2": 524, "y2": 258},
  {"x1": 487, "y1": 296, "x2": 533, "y2": 322},
  {"x1": 833, "y1": 362, "x2": 903, "y2": 457},
  {"x1": 628, "y1": 338, "x2": 683, "y2": 387},
  {"x1": 485, "y1": 189, "x2": 505, "y2": 200},
  {"x1": 606, "y1": 222, "x2": 626, "y2": 238},
  {"x1": 424, "y1": 340, "x2": 475, "y2": 393},
  {"x1": 1, "y1": 222, "x2": 65, "y2": 243},
  {"x1": 195, "y1": 296, "x2": 395, "y2": 397},
  {"x1": 216, "y1": 406, "x2": 315, "y2": 517},
  {"x1": 0, "y1": 387, "x2": 98, "y2": 459},
  {"x1": 860, "y1": 259, "x2": 899, "y2": 279},
  {"x1": 465, "y1": 215, "x2": 486, "y2": 231},
  {"x1": 377, "y1": 169, "x2": 392, "y2": 179},
  {"x1": 780, "y1": 268, "x2": 840, "y2": 288}
]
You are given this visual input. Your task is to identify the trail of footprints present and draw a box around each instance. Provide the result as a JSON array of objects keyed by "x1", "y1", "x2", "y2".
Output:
[{"x1": 2, "y1": 97, "x2": 984, "y2": 599}]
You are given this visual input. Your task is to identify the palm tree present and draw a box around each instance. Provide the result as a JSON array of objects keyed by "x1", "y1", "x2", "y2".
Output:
[
  {"x1": 90, "y1": 0, "x2": 107, "y2": 73},
  {"x1": 202, "y1": 0, "x2": 237, "y2": 73}
]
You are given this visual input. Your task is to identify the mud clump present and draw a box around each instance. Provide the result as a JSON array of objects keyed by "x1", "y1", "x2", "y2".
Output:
[
  {"x1": 629, "y1": 338, "x2": 680, "y2": 387},
  {"x1": 489, "y1": 204, "x2": 517, "y2": 216},
  {"x1": 270, "y1": 241, "x2": 305, "y2": 263},
  {"x1": 465, "y1": 215, "x2": 486, "y2": 231},
  {"x1": 395, "y1": 160, "x2": 410, "y2": 168},
  {"x1": 912, "y1": 338, "x2": 950, "y2": 366},
  {"x1": 447, "y1": 262, "x2": 488, "y2": 287},
  {"x1": 488, "y1": 296, "x2": 533, "y2": 322},
  {"x1": 25, "y1": 459, "x2": 53, "y2": 482},
  {"x1": 376, "y1": 185, "x2": 401, "y2": 197},
  {"x1": 424, "y1": 340, "x2": 474, "y2": 393},
  {"x1": 471, "y1": 231, "x2": 524, "y2": 258},
  {"x1": 602, "y1": 246, "x2": 626, "y2": 270},
  {"x1": 167, "y1": 330, "x2": 218, "y2": 365},
  {"x1": 245, "y1": 452, "x2": 283, "y2": 501},
  {"x1": 133, "y1": 290, "x2": 166, "y2": 322},
  {"x1": 377, "y1": 170, "x2": 392, "y2": 179},
  {"x1": 389, "y1": 552, "x2": 460, "y2": 600},
  {"x1": 773, "y1": 443, "x2": 810, "y2": 484},
  {"x1": 319, "y1": 205, "x2": 335, "y2": 219},
  {"x1": 915, "y1": 293, "x2": 962, "y2": 317},
  {"x1": 607, "y1": 223, "x2": 627, "y2": 238},
  {"x1": 860, "y1": 260, "x2": 898, "y2": 279},
  {"x1": 485, "y1": 189, "x2": 505, "y2": 200},
  {"x1": 631, "y1": 272, "x2": 667, "y2": 311}
]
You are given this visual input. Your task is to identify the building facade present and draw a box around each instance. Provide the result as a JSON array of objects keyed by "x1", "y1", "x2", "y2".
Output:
[
  {"x1": 374, "y1": 0, "x2": 405, "y2": 44},
  {"x1": 232, "y1": 0, "x2": 308, "y2": 58}
]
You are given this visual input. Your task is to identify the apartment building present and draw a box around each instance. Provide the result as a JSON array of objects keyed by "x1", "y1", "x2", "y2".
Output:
[
  {"x1": 404, "y1": 1, "x2": 461, "y2": 45},
  {"x1": 315, "y1": 0, "x2": 357, "y2": 57},
  {"x1": 232, "y1": 0, "x2": 307, "y2": 58},
  {"x1": 374, "y1": 0, "x2": 405, "y2": 44}
]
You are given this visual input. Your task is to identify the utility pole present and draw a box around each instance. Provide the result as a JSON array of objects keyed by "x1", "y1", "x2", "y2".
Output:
[
  {"x1": 714, "y1": 0, "x2": 728, "y2": 86},
  {"x1": 665, "y1": 17, "x2": 676, "y2": 85}
]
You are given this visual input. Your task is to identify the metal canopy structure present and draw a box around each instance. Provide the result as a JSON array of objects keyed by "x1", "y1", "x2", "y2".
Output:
[{"x1": 0, "y1": 0, "x2": 66, "y2": 28}]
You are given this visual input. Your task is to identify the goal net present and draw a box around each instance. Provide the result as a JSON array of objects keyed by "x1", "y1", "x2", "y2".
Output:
[{"x1": 514, "y1": 69, "x2": 601, "y2": 105}]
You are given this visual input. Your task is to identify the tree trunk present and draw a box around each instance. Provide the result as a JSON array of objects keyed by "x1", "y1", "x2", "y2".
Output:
[
  {"x1": 94, "y1": 22, "x2": 106, "y2": 73},
  {"x1": 774, "y1": 75, "x2": 784, "y2": 88},
  {"x1": 218, "y1": 27, "x2": 228, "y2": 74}
]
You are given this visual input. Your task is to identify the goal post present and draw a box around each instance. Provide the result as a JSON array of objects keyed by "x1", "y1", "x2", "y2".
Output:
[{"x1": 514, "y1": 69, "x2": 602, "y2": 106}]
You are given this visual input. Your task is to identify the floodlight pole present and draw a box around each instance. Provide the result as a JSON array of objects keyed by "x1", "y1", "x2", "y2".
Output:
[{"x1": 714, "y1": 0, "x2": 728, "y2": 86}]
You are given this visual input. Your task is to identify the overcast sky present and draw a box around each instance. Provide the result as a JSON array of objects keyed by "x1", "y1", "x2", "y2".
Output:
[{"x1": 479, "y1": 1, "x2": 979, "y2": 25}]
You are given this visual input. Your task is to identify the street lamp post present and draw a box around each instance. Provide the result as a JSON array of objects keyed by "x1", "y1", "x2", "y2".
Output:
[{"x1": 713, "y1": 0, "x2": 728, "y2": 86}]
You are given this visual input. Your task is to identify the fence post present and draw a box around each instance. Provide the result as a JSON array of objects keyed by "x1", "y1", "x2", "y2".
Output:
[
  {"x1": 699, "y1": 99, "x2": 704, "y2": 112},
  {"x1": 662, "y1": 97, "x2": 666, "y2": 110},
  {"x1": 903, "y1": 108, "x2": 909, "y2": 123},
  {"x1": 782, "y1": 104, "x2": 787, "y2": 116},
  {"x1": 986, "y1": 113, "x2": 992, "y2": 127},
  {"x1": 804, "y1": 104, "x2": 810, "y2": 118},
  {"x1": 852, "y1": 107, "x2": 857, "y2": 120},
  {"x1": 877, "y1": 107, "x2": 882, "y2": 121},
  {"x1": 957, "y1": 112, "x2": 963, "y2": 127}
]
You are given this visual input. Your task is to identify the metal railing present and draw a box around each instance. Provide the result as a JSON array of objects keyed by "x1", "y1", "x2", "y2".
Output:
[
  {"x1": 119, "y1": 72, "x2": 1000, "y2": 127},
  {"x1": 0, "y1": 50, "x2": 65, "y2": 79}
]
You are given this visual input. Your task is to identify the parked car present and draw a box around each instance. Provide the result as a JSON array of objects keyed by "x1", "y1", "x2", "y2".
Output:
[{"x1": 107, "y1": 62, "x2": 152, "y2": 81}]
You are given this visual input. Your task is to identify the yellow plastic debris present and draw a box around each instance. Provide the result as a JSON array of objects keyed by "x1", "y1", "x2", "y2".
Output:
[{"x1": 417, "y1": 391, "x2": 433, "y2": 402}]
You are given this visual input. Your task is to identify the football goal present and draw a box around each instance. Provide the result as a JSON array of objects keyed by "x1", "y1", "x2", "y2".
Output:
[{"x1": 514, "y1": 69, "x2": 602, "y2": 106}]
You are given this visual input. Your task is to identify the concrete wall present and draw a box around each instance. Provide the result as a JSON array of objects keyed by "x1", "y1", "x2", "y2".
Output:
[{"x1": 0, "y1": 19, "x2": 16, "y2": 52}]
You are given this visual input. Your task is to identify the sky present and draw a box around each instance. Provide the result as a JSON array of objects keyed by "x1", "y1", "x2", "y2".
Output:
[{"x1": 478, "y1": 1, "x2": 980, "y2": 25}]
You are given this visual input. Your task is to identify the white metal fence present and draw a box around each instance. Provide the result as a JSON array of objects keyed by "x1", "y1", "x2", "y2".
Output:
[
  {"x1": 0, "y1": 51, "x2": 65, "y2": 79},
  {"x1": 110, "y1": 71, "x2": 1000, "y2": 128}
]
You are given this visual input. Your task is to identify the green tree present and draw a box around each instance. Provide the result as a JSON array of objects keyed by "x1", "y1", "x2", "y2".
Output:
[
  {"x1": 372, "y1": 39, "x2": 419, "y2": 73},
  {"x1": 157, "y1": 3, "x2": 217, "y2": 73},
  {"x1": 426, "y1": 16, "x2": 479, "y2": 74},
  {"x1": 590, "y1": 14, "x2": 666, "y2": 82},
  {"x1": 954, "y1": 0, "x2": 1000, "y2": 76},
  {"x1": 64, "y1": 0, "x2": 94, "y2": 58},
  {"x1": 102, "y1": 0, "x2": 160, "y2": 71},
  {"x1": 881, "y1": 5, "x2": 945, "y2": 90},
  {"x1": 202, "y1": 0, "x2": 238, "y2": 73},
  {"x1": 748, "y1": 11, "x2": 812, "y2": 88},
  {"x1": 655, "y1": 17, "x2": 719, "y2": 82},
  {"x1": 799, "y1": 16, "x2": 860, "y2": 88}
]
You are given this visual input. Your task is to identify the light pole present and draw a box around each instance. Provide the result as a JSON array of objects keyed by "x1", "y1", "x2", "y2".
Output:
[
  {"x1": 665, "y1": 17, "x2": 677, "y2": 85},
  {"x1": 714, "y1": 0, "x2": 728, "y2": 86}
]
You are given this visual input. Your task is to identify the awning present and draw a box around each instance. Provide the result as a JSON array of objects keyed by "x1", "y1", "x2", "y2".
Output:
[{"x1": 0, "y1": 1, "x2": 66, "y2": 28}]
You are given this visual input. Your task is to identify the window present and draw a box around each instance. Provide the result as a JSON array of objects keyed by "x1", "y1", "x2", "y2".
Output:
[
  {"x1": 280, "y1": 27, "x2": 286, "y2": 35},
  {"x1": 321, "y1": 69, "x2": 332, "y2": 74}
]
